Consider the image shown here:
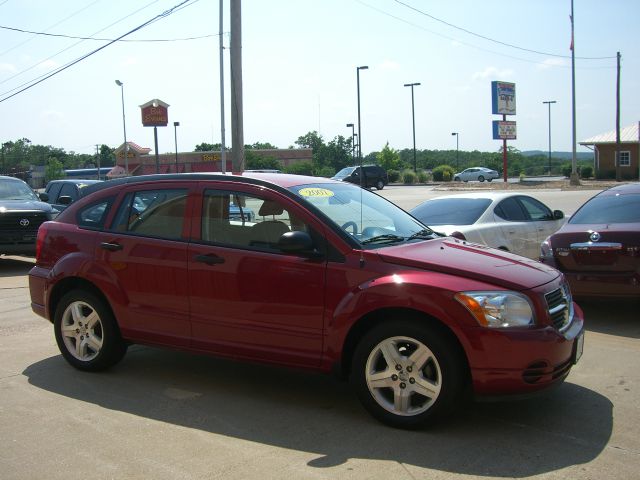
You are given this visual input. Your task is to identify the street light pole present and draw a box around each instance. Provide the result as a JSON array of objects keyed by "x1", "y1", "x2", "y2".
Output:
[
  {"x1": 404, "y1": 82, "x2": 420, "y2": 173},
  {"x1": 173, "y1": 121, "x2": 180, "y2": 173},
  {"x1": 115, "y1": 80, "x2": 129, "y2": 175},
  {"x1": 543, "y1": 100, "x2": 557, "y2": 175},
  {"x1": 346, "y1": 123, "x2": 355, "y2": 164},
  {"x1": 451, "y1": 132, "x2": 459, "y2": 171},
  {"x1": 356, "y1": 66, "x2": 368, "y2": 166}
]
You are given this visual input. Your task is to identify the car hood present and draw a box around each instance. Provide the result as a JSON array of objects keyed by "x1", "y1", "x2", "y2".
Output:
[
  {"x1": 377, "y1": 237, "x2": 559, "y2": 290},
  {"x1": 0, "y1": 199, "x2": 55, "y2": 212}
]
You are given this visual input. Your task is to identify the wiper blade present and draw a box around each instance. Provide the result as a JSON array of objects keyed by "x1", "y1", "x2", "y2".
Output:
[
  {"x1": 361, "y1": 234, "x2": 405, "y2": 245},
  {"x1": 408, "y1": 228, "x2": 435, "y2": 240}
]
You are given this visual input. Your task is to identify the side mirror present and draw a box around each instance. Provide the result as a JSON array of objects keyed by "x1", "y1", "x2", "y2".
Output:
[
  {"x1": 58, "y1": 195, "x2": 73, "y2": 206},
  {"x1": 553, "y1": 210, "x2": 564, "y2": 220},
  {"x1": 278, "y1": 231, "x2": 322, "y2": 257},
  {"x1": 39, "y1": 192, "x2": 49, "y2": 202}
]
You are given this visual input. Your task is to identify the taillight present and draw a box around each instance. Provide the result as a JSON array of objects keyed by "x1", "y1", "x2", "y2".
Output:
[
  {"x1": 35, "y1": 224, "x2": 48, "y2": 262},
  {"x1": 450, "y1": 231, "x2": 466, "y2": 240}
]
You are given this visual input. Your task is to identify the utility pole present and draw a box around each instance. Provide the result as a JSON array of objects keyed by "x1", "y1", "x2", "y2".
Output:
[
  {"x1": 615, "y1": 51, "x2": 621, "y2": 182},
  {"x1": 219, "y1": 0, "x2": 226, "y2": 173},
  {"x1": 569, "y1": 0, "x2": 579, "y2": 185},
  {"x1": 95, "y1": 144, "x2": 100, "y2": 180},
  {"x1": 230, "y1": 0, "x2": 244, "y2": 173}
]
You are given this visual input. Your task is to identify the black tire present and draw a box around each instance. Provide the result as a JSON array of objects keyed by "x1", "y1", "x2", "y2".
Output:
[
  {"x1": 351, "y1": 319, "x2": 466, "y2": 429},
  {"x1": 478, "y1": 175, "x2": 485, "y2": 182},
  {"x1": 454, "y1": 177, "x2": 461, "y2": 182},
  {"x1": 487, "y1": 178, "x2": 493, "y2": 182},
  {"x1": 54, "y1": 289, "x2": 127, "y2": 371},
  {"x1": 375, "y1": 180, "x2": 385, "y2": 190}
]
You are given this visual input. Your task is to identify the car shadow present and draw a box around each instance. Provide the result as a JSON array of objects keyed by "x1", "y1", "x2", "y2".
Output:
[
  {"x1": 24, "y1": 347, "x2": 611, "y2": 477},
  {"x1": 0, "y1": 255, "x2": 34, "y2": 277},
  {"x1": 579, "y1": 299, "x2": 640, "y2": 339}
]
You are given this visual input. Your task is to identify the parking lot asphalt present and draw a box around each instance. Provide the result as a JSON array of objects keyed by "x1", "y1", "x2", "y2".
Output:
[{"x1": 1, "y1": 184, "x2": 639, "y2": 480}]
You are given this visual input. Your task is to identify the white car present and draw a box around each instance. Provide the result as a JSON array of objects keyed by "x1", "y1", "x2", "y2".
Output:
[
  {"x1": 409, "y1": 192, "x2": 566, "y2": 259},
  {"x1": 453, "y1": 167, "x2": 499, "y2": 182}
]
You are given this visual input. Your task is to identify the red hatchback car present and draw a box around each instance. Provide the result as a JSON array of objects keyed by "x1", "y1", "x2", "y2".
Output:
[
  {"x1": 540, "y1": 182, "x2": 640, "y2": 299},
  {"x1": 29, "y1": 173, "x2": 584, "y2": 428}
]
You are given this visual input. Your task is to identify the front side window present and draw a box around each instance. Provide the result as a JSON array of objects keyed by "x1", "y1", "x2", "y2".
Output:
[
  {"x1": 111, "y1": 189, "x2": 188, "y2": 239},
  {"x1": 59, "y1": 183, "x2": 79, "y2": 202},
  {"x1": 519, "y1": 196, "x2": 552, "y2": 221},
  {"x1": 45, "y1": 182, "x2": 63, "y2": 202},
  {"x1": 201, "y1": 189, "x2": 308, "y2": 251},
  {"x1": 289, "y1": 183, "x2": 432, "y2": 248}
]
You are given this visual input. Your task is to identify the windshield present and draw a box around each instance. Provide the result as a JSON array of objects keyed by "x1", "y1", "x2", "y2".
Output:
[
  {"x1": 0, "y1": 179, "x2": 40, "y2": 201},
  {"x1": 570, "y1": 193, "x2": 640, "y2": 224},
  {"x1": 289, "y1": 182, "x2": 434, "y2": 248},
  {"x1": 410, "y1": 198, "x2": 491, "y2": 226},
  {"x1": 332, "y1": 167, "x2": 355, "y2": 179}
]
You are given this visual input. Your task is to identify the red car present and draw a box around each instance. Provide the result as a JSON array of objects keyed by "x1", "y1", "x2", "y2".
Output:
[
  {"x1": 29, "y1": 173, "x2": 584, "y2": 429},
  {"x1": 540, "y1": 182, "x2": 640, "y2": 299}
]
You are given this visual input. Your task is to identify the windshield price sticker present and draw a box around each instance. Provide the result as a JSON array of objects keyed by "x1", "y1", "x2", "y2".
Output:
[{"x1": 299, "y1": 188, "x2": 335, "y2": 198}]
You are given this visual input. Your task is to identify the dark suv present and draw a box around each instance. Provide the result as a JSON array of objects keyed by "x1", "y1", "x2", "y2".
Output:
[
  {"x1": 332, "y1": 165, "x2": 388, "y2": 190},
  {"x1": 0, "y1": 175, "x2": 57, "y2": 256},
  {"x1": 40, "y1": 179, "x2": 102, "y2": 212}
]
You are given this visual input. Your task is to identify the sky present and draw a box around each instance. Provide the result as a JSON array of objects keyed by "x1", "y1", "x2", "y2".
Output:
[{"x1": 0, "y1": 0, "x2": 638, "y2": 157}]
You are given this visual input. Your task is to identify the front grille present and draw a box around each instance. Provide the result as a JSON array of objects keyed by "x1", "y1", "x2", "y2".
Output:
[
  {"x1": 0, "y1": 211, "x2": 48, "y2": 242},
  {"x1": 545, "y1": 286, "x2": 572, "y2": 331}
]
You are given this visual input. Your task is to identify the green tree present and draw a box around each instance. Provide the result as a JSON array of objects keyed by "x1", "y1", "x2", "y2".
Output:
[
  {"x1": 246, "y1": 141, "x2": 278, "y2": 150},
  {"x1": 245, "y1": 150, "x2": 282, "y2": 170},
  {"x1": 376, "y1": 142, "x2": 402, "y2": 171},
  {"x1": 295, "y1": 131, "x2": 324, "y2": 153},
  {"x1": 45, "y1": 157, "x2": 65, "y2": 182},
  {"x1": 194, "y1": 142, "x2": 221, "y2": 152}
]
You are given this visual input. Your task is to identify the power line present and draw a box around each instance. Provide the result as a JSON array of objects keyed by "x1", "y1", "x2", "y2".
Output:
[
  {"x1": 0, "y1": 24, "x2": 219, "y2": 42},
  {"x1": 393, "y1": 0, "x2": 615, "y2": 60},
  {"x1": 0, "y1": 0, "x2": 193, "y2": 104}
]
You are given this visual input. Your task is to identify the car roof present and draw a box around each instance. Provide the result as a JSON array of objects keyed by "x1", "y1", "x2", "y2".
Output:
[
  {"x1": 597, "y1": 182, "x2": 640, "y2": 196},
  {"x1": 0, "y1": 175, "x2": 27, "y2": 182},
  {"x1": 429, "y1": 191, "x2": 521, "y2": 201},
  {"x1": 80, "y1": 172, "x2": 335, "y2": 197},
  {"x1": 48, "y1": 179, "x2": 102, "y2": 185}
]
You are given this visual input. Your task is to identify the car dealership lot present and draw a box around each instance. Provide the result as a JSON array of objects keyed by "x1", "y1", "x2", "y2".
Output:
[{"x1": 1, "y1": 184, "x2": 638, "y2": 480}]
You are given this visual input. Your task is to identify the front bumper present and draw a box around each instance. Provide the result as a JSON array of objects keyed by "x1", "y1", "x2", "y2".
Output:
[{"x1": 465, "y1": 302, "x2": 585, "y2": 397}]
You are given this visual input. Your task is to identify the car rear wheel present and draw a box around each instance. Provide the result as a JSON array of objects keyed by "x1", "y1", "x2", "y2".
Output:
[
  {"x1": 478, "y1": 175, "x2": 485, "y2": 182},
  {"x1": 454, "y1": 177, "x2": 461, "y2": 181},
  {"x1": 54, "y1": 289, "x2": 127, "y2": 371},
  {"x1": 351, "y1": 320, "x2": 466, "y2": 429},
  {"x1": 376, "y1": 180, "x2": 385, "y2": 190}
]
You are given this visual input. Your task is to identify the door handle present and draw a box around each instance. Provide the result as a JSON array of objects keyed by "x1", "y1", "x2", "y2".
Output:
[
  {"x1": 194, "y1": 253, "x2": 225, "y2": 265},
  {"x1": 100, "y1": 242, "x2": 123, "y2": 251}
]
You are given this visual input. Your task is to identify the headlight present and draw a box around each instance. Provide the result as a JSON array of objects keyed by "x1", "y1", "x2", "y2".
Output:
[{"x1": 454, "y1": 291, "x2": 534, "y2": 328}]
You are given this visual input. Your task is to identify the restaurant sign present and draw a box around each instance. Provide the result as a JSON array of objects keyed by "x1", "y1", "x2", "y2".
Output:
[{"x1": 140, "y1": 99, "x2": 170, "y2": 127}]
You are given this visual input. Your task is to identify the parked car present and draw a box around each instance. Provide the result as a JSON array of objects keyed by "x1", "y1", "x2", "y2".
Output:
[
  {"x1": 0, "y1": 175, "x2": 58, "y2": 256},
  {"x1": 40, "y1": 179, "x2": 103, "y2": 212},
  {"x1": 453, "y1": 167, "x2": 499, "y2": 182},
  {"x1": 29, "y1": 173, "x2": 583, "y2": 429},
  {"x1": 332, "y1": 165, "x2": 388, "y2": 190},
  {"x1": 540, "y1": 183, "x2": 640, "y2": 298},
  {"x1": 410, "y1": 192, "x2": 565, "y2": 259}
]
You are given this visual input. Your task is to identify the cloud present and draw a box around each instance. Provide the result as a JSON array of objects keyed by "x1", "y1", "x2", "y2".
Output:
[
  {"x1": 0, "y1": 63, "x2": 17, "y2": 73},
  {"x1": 536, "y1": 58, "x2": 567, "y2": 70},
  {"x1": 378, "y1": 59, "x2": 400, "y2": 70},
  {"x1": 472, "y1": 67, "x2": 514, "y2": 81}
]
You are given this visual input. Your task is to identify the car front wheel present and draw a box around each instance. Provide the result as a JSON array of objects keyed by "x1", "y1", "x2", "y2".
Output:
[
  {"x1": 351, "y1": 320, "x2": 466, "y2": 429},
  {"x1": 376, "y1": 180, "x2": 385, "y2": 190},
  {"x1": 478, "y1": 175, "x2": 485, "y2": 182},
  {"x1": 54, "y1": 289, "x2": 127, "y2": 371}
]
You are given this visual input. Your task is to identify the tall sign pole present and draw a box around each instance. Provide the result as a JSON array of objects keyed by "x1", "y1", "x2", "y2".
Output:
[
  {"x1": 230, "y1": 0, "x2": 244, "y2": 174},
  {"x1": 491, "y1": 81, "x2": 516, "y2": 183}
]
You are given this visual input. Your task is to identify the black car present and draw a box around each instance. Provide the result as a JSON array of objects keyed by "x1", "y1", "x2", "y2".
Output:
[
  {"x1": 40, "y1": 179, "x2": 102, "y2": 212},
  {"x1": 0, "y1": 175, "x2": 58, "y2": 256},
  {"x1": 332, "y1": 165, "x2": 388, "y2": 190}
]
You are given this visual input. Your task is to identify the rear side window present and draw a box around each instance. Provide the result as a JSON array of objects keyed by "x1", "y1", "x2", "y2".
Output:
[
  {"x1": 77, "y1": 198, "x2": 113, "y2": 230},
  {"x1": 111, "y1": 189, "x2": 188, "y2": 240},
  {"x1": 495, "y1": 197, "x2": 528, "y2": 221},
  {"x1": 411, "y1": 198, "x2": 491, "y2": 226}
]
